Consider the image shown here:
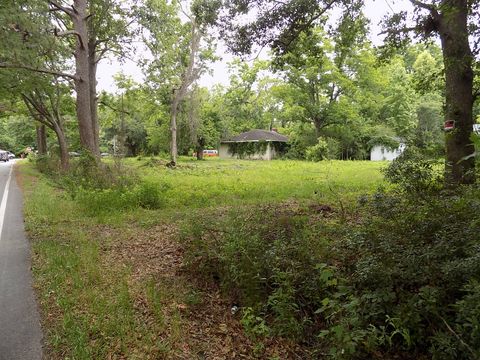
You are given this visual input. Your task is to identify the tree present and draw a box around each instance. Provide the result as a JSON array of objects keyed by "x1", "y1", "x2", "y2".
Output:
[
  {"x1": 414, "y1": 93, "x2": 444, "y2": 154},
  {"x1": 380, "y1": 58, "x2": 417, "y2": 138},
  {"x1": 1, "y1": 0, "x2": 134, "y2": 157},
  {"x1": 412, "y1": 49, "x2": 444, "y2": 95},
  {"x1": 0, "y1": 3, "x2": 73, "y2": 168},
  {"x1": 21, "y1": 80, "x2": 72, "y2": 170},
  {"x1": 99, "y1": 75, "x2": 149, "y2": 156},
  {"x1": 0, "y1": 68, "x2": 74, "y2": 169},
  {"x1": 140, "y1": 0, "x2": 219, "y2": 165},
  {"x1": 87, "y1": 0, "x2": 136, "y2": 152},
  {"x1": 272, "y1": 27, "x2": 359, "y2": 136},
  {"x1": 184, "y1": 86, "x2": 222, "y2": 159},
  {"x1": 221, "y1": 60, "x2": 275, "y2": 133},
  {"x1": 220, "y1": 0, "x2": 480, "y2": 185},
  {"x1": 220, "y1": 0, "x2": 363, "y2": 56},
  {"x1": 47, "y1": 0, "x2": 135, "y2": 156},
  {"x1": 0, "y1": 112, "x2": 36, "y2": 155},
  {"x1": 36, "y1": 124, "x2": 48, "y2": 155},
  {"x1": 382, "y1": 0, "x2": 479, "y2": 185}
]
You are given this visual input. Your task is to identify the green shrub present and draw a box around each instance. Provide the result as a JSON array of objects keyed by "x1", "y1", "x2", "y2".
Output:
[
  {"x1": 181, "y1": 153, "x2": 480, "y2": 359},
  {"x1": 74, "y1": 179, "x2": 168, "y2": 216},
  {"x1": 283, "y1": 123, "x2": 317, "y2": 159},
  {"x1": 34, "y1": 154, "x2": 61, "y2": 174},
  {"x1": 383, "y1": 147, "x2": 443, "y2": 195},
  {"x1": 63, "y1": 152, "x2": 136, "y2": 191},
  {"x1": 35, "y1": 153, "x2": 168, "y2": 216},
  {"x1": 227, "y1": 141, "x2": 268, "y2": 158},
  {"x1": 182, "y1": 209, "x2": 337, "y2": 342},
  {"x1": 329, "y1": 182, "x2": 480, "y2": 359},
  {"x1": 75, "y1": 187, "x2": 137, "y2": 215},
  {"x1": 306, "y1": 137, "x2": 340, "y2": 161},
  {"x1": 133, "y1": 178, "x2": 169, "y2": 210}
]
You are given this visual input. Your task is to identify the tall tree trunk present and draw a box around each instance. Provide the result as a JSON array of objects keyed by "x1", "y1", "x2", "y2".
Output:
[
  {"x1": 313, "y1": 117, "x2": 322, "y2": 137},
  {"x1": 52, "y1": 122, "x2": 69, "y2": 171},
  {"x1": 88, "y1": 39, "x2": 100, "y2": 153},
  {"x1": 36, "y1": 124, "x2": 47, "y2": 155},
  {"x1": 168, "y1": 23, "x2": 202, "y2": 166},
  {"x1": 170, "y1": 94, "x2": 179, "y2": 165},
  {"x1": 72, "y1": 0, "x2": 96, "y2": 155},
  {"x1": 439, "y1": 0, "x2": 475, "y2": 185},
  {"x1": 196, "y1": 136, "x2": 205, "y2": 160}
]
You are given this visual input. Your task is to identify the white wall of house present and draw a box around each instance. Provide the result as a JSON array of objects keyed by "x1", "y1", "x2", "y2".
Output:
[
  {"x1": 219, "y1": 142, "x2": 276, "y2": 160},
  {"x1": 371, "y1": 143, "x2": 406, "y2": 161},
  {"x1": 219, "y1": 144, "x2": 234, "y2": 159}
]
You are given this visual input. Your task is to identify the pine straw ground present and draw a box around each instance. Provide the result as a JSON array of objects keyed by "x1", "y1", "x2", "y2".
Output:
[{"x1": 100, "y1": 223, "x2": 305, "y2": 359}]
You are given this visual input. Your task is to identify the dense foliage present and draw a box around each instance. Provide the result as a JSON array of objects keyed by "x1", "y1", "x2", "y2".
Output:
[
  {"x1": 182, "y1": 153, "x2": 480, "y2": 358},
  {"x1": 1, "y1": 0, "x2": 449, "y2": 163},
  {"x1": 85, "y1": 43, "x2": 445, "y2": 161},
  {"x1": 34, "y1": 153, "x2": 166, "y2": 215}
]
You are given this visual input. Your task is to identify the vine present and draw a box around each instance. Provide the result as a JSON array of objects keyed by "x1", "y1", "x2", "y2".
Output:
[
  {"x1": 227, "y1": 141, "x2": 288, "y2": 159},
  {"x1": 227, "y1": 141, "x2": 268, "y2": 158}
]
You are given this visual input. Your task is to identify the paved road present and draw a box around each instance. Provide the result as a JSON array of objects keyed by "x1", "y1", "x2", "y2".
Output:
[{"x1": 0, "y1": 161, "x2": 43, "y2": 360}]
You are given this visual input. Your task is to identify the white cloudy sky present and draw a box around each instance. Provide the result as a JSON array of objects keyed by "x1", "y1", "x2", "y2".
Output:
[{"x1": 96, "y1": 0, "x2": 412, "y2": 93}]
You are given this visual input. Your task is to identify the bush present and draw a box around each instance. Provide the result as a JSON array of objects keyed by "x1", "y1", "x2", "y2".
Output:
[
  {"x1": 182, "y1": 154, "x2": 480, "y2": 359},
  {"x1": 328, "y1": 180, "x2": 480, "y2": 358},
  {"x1": 284, "y1": 137, "x2": 308, "y2": 159},
  {"x1": 383, "y1": 147, "x2": 443, "y2": 195},
  {"x1": 35, "y1": 153, "x2": 167, "y2": 216},
  {"x1": 306, "y1": 137, "x2": 340, "y2": 161},
  {"x1": 33, "y1": 153, "x2": 61, "y2": 175},
  {"x1": 74, "y1": 178, "x2": 168, "y2": 216},
  {"x1": 182, "y1": 208, "x2": 337, "y2": 343},
  {"x1": 75, "y1": 187, "x2": 137, "y2": 215},
  {"x1": 134, "y1": 178, "x2": 169, "y2": 210}
]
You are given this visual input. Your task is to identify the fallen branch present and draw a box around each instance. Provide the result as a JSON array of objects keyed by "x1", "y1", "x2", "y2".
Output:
[{"x1": 440, "y1": 316, "x2": 479, "y2": 360}]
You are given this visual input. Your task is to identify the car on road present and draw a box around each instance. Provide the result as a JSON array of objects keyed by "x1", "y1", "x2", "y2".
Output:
[
  {"x1": 0, "y1": 150, "x2": 9, "y2": 162},
  {"x1": 7, "y1": 152, "x2": 15, "y2": 160}
]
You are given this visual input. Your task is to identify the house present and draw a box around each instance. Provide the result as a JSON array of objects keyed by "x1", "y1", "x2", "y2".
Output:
[
  {"x1": 370, "y1": 142, "x2": 406, "y2": 161},
  {"x1": 219, "y1": 129, "x2": 289, "y2": 160},
  {"x1": 473, "y1": 124, "x2": 480, "y2": 135}
]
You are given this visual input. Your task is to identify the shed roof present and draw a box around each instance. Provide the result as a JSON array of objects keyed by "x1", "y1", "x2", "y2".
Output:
[{"x1": 222, "y1": 129, "x2": 289, "y2": 143}]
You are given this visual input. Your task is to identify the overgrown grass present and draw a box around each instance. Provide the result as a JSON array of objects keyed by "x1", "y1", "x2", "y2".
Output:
[
  {"x1": 181, "y1": 206, "x2": 342, "y2": 343},
  {"x1": 127, "y1": 158, "x2": 386, "y2": 210},
  {"x1": 20, "y1": 157, "x2": 386, "y2": 358},
  {"x1": 21, "y1": 164, "x2": 187, "y2": 359},
  {"x1": 180, "y1": 154, "x2": 480, "y2": 359}
]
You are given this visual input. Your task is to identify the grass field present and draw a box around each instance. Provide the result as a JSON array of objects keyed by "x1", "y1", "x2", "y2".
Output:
[
  {"x1": 20, "y1": 158, "x2": 387, "y2": 359},
  {"x1": 126, "y1": 158, "x2": 386, "y2": 209}
]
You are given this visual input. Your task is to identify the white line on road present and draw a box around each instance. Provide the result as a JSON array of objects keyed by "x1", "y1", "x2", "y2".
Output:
[{"x1": 0, "y1": 164, "x2": 13, "y2": 240}]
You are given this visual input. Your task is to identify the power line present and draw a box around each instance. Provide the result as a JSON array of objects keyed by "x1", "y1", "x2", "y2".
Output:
[{"x1": 383, "y1": 0, "x2": 395, "y2": 13}]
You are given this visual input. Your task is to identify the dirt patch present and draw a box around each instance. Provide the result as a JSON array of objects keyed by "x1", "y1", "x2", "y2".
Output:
[
  {"x1": 102, "y1": 223, "x2": 306, "y2": 359},
  {"x1": 106, "y1": 224, "x2": 182, "y2": 282}
]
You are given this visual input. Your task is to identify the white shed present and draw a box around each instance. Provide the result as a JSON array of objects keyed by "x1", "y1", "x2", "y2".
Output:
[{"x1": 370, "y1": 143, "x2": 406, "y2": 161}]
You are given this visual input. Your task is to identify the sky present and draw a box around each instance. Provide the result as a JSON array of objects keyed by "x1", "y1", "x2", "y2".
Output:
[{"x1": 96, "y1": 0, "x2": 411, "y2": 93}]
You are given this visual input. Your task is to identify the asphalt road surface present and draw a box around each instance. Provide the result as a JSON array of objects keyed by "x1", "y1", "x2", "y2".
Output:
[{"x1": 0, "y1": 161, "x2": 42, "y2": 360}]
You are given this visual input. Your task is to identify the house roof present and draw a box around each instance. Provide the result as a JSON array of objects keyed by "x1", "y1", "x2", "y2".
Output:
[{"x1": 222, "y1": 129, "x2": 289, "y2": 143}]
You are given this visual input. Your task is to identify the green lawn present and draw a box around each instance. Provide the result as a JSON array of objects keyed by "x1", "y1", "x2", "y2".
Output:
[{"x1": 127, "y1": 158, "x2": 386, "y2": 210}]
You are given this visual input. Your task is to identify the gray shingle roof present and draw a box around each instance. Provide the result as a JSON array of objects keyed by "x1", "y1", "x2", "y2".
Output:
[{"x1": 222, "y1": 129, "x2": 289, "y2": 143}]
